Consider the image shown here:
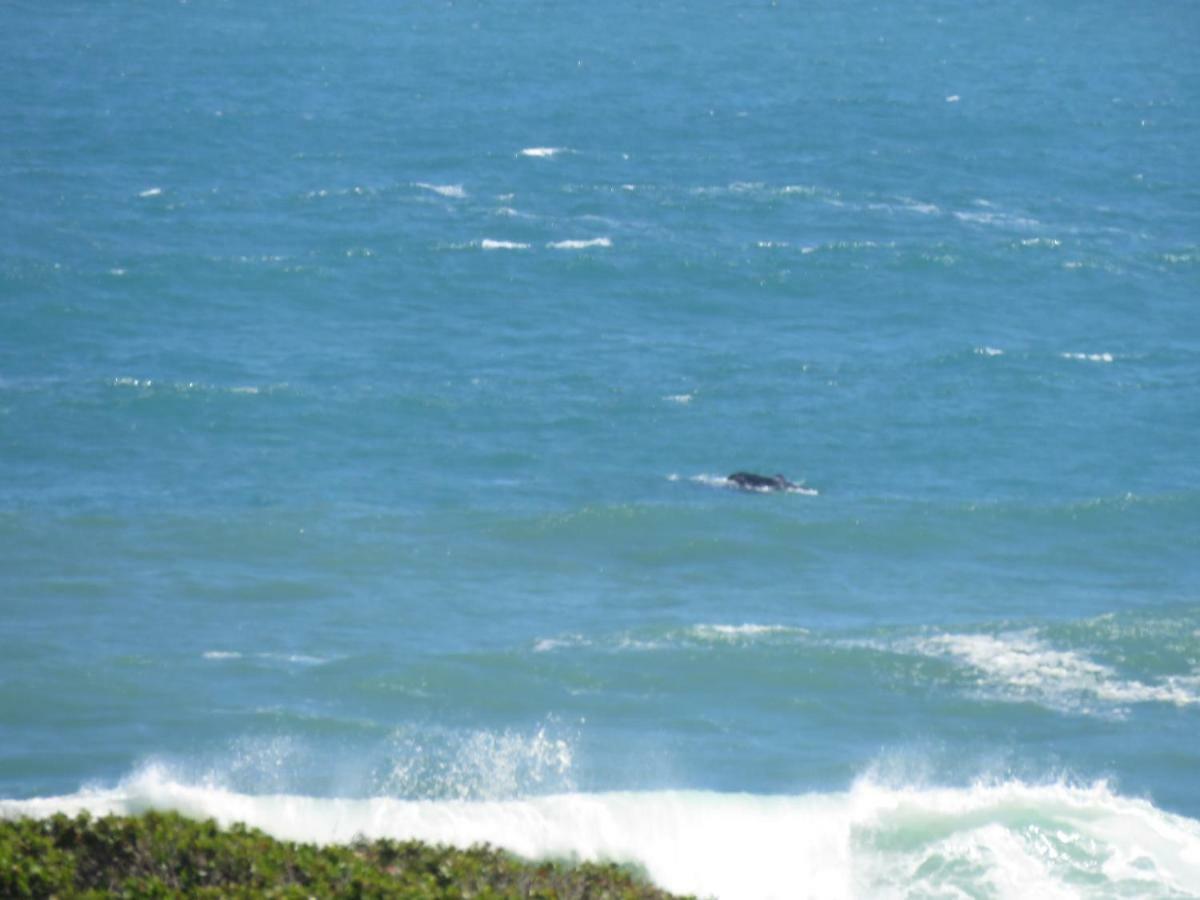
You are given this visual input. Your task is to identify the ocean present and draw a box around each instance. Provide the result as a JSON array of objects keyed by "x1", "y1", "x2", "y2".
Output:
[{"x1": 2, "y1": 0, "x2": 1199, "y2": 896}]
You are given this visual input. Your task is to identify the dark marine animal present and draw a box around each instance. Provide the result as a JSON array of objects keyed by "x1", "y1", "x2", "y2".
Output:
[{"x1": 727, "y1": 472, "x2": 799, "y2": 492}]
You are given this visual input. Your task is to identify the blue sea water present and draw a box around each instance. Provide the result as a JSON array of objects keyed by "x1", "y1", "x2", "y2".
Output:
[{"x1": 3, "y1": 0, "x2": 1200, "y2": 895}]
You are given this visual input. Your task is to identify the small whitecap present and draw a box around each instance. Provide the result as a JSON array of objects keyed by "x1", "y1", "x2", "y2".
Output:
[
  {"x1": 954, "y1": 210, "x2": 1040, "y2": 229},
  {"x1": 664, "y1": 393, "x2": 693, "y2": 404},
  {"x1": 946, "y1": 94, "x2": 961, "y2": 103},
  {"x1": 203, "y1": 650, "x2": 242, "y2": 660},
  {"x1": 230, "y1": 386, "x2": 259, "y2": 395},
  {"x1": 688, "y1": 624, "x2": 808, "y2": 642},
  {"x1": 109, "y1": 268, "x2": 127, "y2": 276},
  {"x1": 680, "y1": 473, "x2": 816, "y2": 495},
  {"x1": 415, "y1": 182, "x2": 466, "y2": 199},
  {"x1": 138, "y1": 187, "x2": 162, "y2": 198},
  {"x1": 480, "y1": 239, "x2": 530, "y2": 250},
  {"x1": 519, "y1": 147, "x2": 566, "y2": 158},
  {"x1": 756, "y1": 241, "x2": 789, "y2": 248},
  {"x1": 974, "y1": 346, "x2": 1004, "y2": 357},
  {"x1": 547, "y1": 237, "x2": 611, "y2": 250},
  {"x1": 1062, "y1": 352, "x2": 1114, "y2": 363},
  {"x1": 907, "y1": 631, "x2": 1199, "y2": 714},
  {"x1": 532, "y1": 635, "x2": 588, "y2": 653}
]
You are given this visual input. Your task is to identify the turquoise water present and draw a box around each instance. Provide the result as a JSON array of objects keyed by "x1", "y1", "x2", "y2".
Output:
[{"x1": 3, "y1": 1, "x2": 1200, "y2": 895}]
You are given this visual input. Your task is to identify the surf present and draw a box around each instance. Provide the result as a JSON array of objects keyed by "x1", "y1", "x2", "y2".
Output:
[{"x1": 4, "y1": 769, "x2": 1198, "y2": 899}]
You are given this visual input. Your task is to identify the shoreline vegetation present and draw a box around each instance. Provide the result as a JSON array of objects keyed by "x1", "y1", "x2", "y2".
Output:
[{"x1": 1, "y1": 811, "x2": 690, "y2": 898}]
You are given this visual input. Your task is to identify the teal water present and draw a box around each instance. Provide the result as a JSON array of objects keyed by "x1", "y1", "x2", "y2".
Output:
[{"x1": 3, "y1": 1, "x2": 1200, "y2": 895}]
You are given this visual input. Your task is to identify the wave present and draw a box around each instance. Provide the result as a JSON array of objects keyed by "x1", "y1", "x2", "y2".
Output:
[
  {"x1": 109, "y1": 377, "x2": 284, "y2": 396},
  {"x1": 414, "y1": 182, "x2": 466, "y2": 199},
  {"x1": 202, "y1": 651, "x2": 330, "y2": 667},
  {"x1": 518, "y1": 147, "x2": 568, "y2": 158},
  {"x1": 479, "y1": 239, "x2": 530, "y2": 250},
  {"x1": 685, "y1": 623, "x2": 809, "y2": 643},
  {"x1": 668, "y1": 472, "x2": 819, "y2": 495},
  {"x1": 547, "y1": 238, "x2": 611, "y2": 250},
  {"x1": 953, "y1": 208, "x2": 1041, "y2": 230},
  {"x1": 524, "y1": 617, "x2": 1199, "y2": 717},
  {"x1": 3, "y1": 771, "x2": 1197, "y2": 899},
  {"x1": 532, "y1": 623, "x2": 809, "y2": 654},
  {"x1": 903, "y1": 631, "x2": 1200, "y2": 715}
]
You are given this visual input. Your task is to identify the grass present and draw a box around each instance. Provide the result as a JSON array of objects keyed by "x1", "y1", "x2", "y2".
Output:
[{"x1": 0, "y1": 811, "x2": 690, "y2": 898}]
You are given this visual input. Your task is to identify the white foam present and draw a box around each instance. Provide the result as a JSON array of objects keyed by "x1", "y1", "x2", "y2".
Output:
[
  {"x1": 909, "y1": 632, "x2": 1200, "y2": 713},
  {"x1": 663, "y1": 393, "x2": 693, "y2": 404},
  {"x1": 532, "y1": 634, "x2": 590, "y2": 653},
  {"x1": 954, "y1": 210, "x2": 1040, "y2": 229},
  {"x1": 974, "y1": 346, "x2": 1005, "y2": 356},
  {"x1": 903, "y1": 200, "x2": 940, "y2": 215},
  {"x1": 686, "y1": 624, "x2": 808, "y2": 643},
  {"x1": 519, "y1": 147, "x2": 566, "y2": 158},
  {"x1": 946, "y1": 94, "x2": 961, "y2": 103},
  {"x1": 1061, "y1": 352, "x2": 1114, "y2": 363},
  {"x1": 480, "y1": 239, "x2": 530, "y2": 250},
  {"x1": 547, "y1": 237, "x2": 611, "y2": 250},
  {"x1": 4, "y1": 772, "x2": 1198, "y2": 900},
  {"x1": 415, "y1": 182, "x2": 466, "y2": 199},
  {"x1": 138, "y1": 187, "x2": 162, "y2": 198},
  {"x1": 677, "y1": 473, "x2": 818, "y2": 495},
  {"x1": 202, "y1": 651, "x2": 327, "y2": 666}
]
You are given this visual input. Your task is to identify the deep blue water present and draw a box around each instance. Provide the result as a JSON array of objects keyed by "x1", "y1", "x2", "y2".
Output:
[{"x1": 3, "y1": 1, "x2": 1199, "y2": 895}]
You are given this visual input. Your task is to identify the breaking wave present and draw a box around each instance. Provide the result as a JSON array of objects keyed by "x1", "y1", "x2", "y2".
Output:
[{"x1": 3, "y1": 773, "x2": 1197, "y2": 899}]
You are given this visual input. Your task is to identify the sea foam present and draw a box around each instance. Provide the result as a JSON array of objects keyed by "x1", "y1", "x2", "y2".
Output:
[
  {"x1": 909, "y1": 631, "x2": 1200, "y2": 714},
  {"x1": 547, "y1": 238, "x2": 611, "y2": 250},
  {"x1": 415, "y1": 182, "x2": 466, "y2": 199},
  {"x1": 4, "y1": 772, "x2": 1197, "y2": 900},
  {"x1": 480, "y1": 239, "x2": 530, "y2": 250}
]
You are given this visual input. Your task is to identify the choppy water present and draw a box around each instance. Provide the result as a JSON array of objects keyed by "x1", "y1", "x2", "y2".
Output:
[{"x1": 3, "y1": 1, "x2": 1199, "y2": 896}]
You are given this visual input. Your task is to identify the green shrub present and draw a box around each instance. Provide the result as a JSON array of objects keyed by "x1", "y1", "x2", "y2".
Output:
[{"x1": 0, "y1": 812, "x2": 690, "y2": 898}]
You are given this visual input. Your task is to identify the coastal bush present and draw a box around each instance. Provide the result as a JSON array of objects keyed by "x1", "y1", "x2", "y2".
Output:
[{"x1": 0, "y1": 811, "x2": 687, "y2": 898}]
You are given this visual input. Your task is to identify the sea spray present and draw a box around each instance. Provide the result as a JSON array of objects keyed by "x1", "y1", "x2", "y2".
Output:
[{"x1": 4, "y1": 772, "x2": 1199, "y2": 899}]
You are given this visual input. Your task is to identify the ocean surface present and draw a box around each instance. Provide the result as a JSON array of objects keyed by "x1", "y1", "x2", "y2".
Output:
[{"x1": 3, "y1": 1, "x2": 1199, "y2": 896}]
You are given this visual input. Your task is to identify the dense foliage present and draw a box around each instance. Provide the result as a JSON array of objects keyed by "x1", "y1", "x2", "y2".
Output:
[{"x1": 0, "y1": 811, "x2": 688, "y2": 898}]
